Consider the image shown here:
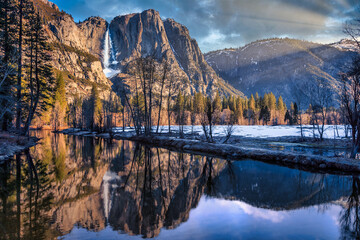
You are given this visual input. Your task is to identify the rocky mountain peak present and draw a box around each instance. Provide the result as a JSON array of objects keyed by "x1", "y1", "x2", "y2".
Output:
[
  {"x1": 37, "y1": 0, "x2": 59, "y2": 11},
  {"x1": 330, "y1": 39, "x2": 359, "y2": 52},
  {"x1": 80, "y1": 16, "x2": 107, "y2": 26},
  {"x1": 109, "y1": 9, "x2": 242, "y2": 96},
  {"x1": 110, "y1": 9, "x2": 169, "y2": 62}
]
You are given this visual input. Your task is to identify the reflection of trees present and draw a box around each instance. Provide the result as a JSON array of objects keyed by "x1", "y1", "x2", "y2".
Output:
[
  {"x1": 340, "y1": 177, "x2": 360, "y2": 239},
  {"x1": 106, "y1": 145, "x2": 217, "y2": 238},
  {"x1": 53, "y1": 134, "x2": 66, "y2": 182},
  {"x1": 0, "y1": 150, "x2": 55, "y2": 240},
  {"x1": 102, "y1": 143, "x2": 240, "y2": 238},
  {"x1": 1, "y1": 132, "x2": 356, "y2": 239},
  {"x1": 22, "y1": 150, "x2": 55, "y2": 240},
  {"x1": 0, "y1": 132, "x2": 121, "y2": 239}
]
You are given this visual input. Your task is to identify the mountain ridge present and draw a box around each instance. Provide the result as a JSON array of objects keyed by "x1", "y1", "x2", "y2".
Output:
[
  {"x1": 205, "y1": 38, "x2": 358, "y2": 105},
  {"x1": 109, "y1": 9, "x2": 242, "y2": 96}
]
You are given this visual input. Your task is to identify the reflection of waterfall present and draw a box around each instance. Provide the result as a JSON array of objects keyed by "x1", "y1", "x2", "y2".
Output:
[
  {"x1": 103, "y1": 28, "x2": 120, "y2": 78},
  {"x1": 101, "y1": 171, "x2": 120, "y2": 220}
]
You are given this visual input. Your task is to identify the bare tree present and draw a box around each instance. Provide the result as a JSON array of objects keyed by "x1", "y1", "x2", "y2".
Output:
[
  {"x1": 120, "y1": 82, "x2": 140, "y2": 135},
  {"x1": 129, "y1": 57, "x2": 158, "y2": 135},
  {"x1": 344, "y1": 20, "x2": 360, "y2": 50},
  {"x1": 201, "y1": 93, "x2": 222, "y2": 143},
  {"x1": 338, "y1": 15, "x2": 360, "y2": 157},
  {"x1": 292, "y1": 81, "x2": 310, "y2": 140},
  {"x1": 340, "y1": 57, "x2": 360, "y2": 158},
  {"x1": 175, "y1": 91, "x2": 186, "y2": 138},
  {"x1": 166, "y1": 76, "x2": 177, "y2": 134},
  {"x1": 156, "y1": 60, "x2": 169, "y2": 134},
  {"x1": 0, "y1": 55, "x2": 17, "y2": 122},
  {"x1": 221, "y1": 112, "x2": 235, "y2": 144},
  {"x1": 310, "y1": 77, "x2": 333, "y2": 141}
]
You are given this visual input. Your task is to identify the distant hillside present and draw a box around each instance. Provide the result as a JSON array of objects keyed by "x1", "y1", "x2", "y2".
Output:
[{"x1": 205, "y1": 38, "x2": 358, "y2": 105}]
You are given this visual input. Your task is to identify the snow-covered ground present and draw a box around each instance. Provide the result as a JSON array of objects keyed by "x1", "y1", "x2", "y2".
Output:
[{"x1": 113, "y1": 125, "x2": 349, "y2": 139}]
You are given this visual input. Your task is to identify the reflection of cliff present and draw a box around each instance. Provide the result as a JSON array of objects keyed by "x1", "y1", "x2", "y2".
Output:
[
  {"x1": 211, "y1": 160, "x2": 353, "y2": 210},
  {"x1": 49, "y1": 192, "x2": 106, "y2": 234},
  {"x1": 0, "y1": 132, "x2": 122, "y2": 239},
  {"x1": 0, "y1": 132, "x2": 357, "y2": 240},
  {"x1": 105, "y1": 146, "x2": 221, "y2": 238},
  {"x1": 101, "y1": 148, "x2": 353, "y2": 238},
  {"x1": 42, "y1": 134, "x2": 122, "y2": 235}
]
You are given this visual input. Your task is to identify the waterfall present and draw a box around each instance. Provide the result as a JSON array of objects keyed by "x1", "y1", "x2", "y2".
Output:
[
  {"x1": 103, "y1": 27, "x2": 120, "y2": 78},
  {"x1": 103, "y1": 28, "x2": 111, "y2": 69}
]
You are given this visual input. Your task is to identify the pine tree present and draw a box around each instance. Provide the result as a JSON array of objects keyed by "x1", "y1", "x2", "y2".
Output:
[
  {"x1": 175, "y1": 90, "x2": 185, "y2": 137},
  {"x1": 230, "y1": 95, "x2": 237, "y2": 112},
  {"x1": 248, "y1": 94, "x2": 256, "y2": 110},
  {"x1": 293, "y1": 102, "x2": 299, "y2": 124},
  {"x1": 276, "y1": 95, "x2": 285, "y2": 124},
  {"x1": 259, "y1": 106, "x2": 271, "y2": 125},
  {"x1": 69, "y1": 93, "x2": 82, "y2": 128},
  {"x1": 268, "y1": 92, "x2": 277, "y2": 111},
  {"x1": 284, "y1": 110, "x2": 292, "y2": 125},
  {"x1": 52, "y1": 73, "x2": 67, "y2": 131},
  {"x1": 255, "y1": 92, "x2": 260, "y2": 109},
  {"x1": 276, "y1": 96, "x2": 285, "y2": 112},
  {"x1": 130, "y1": 92, "x2": 145, "y2": 132},
  {"x1": 246, "y1": 94, "x2": 256, "y2": 124},
  {"x1": 0, "y1": 0, "x2": 17, "y2": 130},
  {"x1": 222, "y1": 96, "x2": 227, "y2": 110},
  {"x1": 90, "y1": 84, "x2": 102, "y2": 131},
  {"x1": 263, "y1": 93, "x2": 269, "y2": 109},
  {"x1": 23, "y1": 11, "x2": 54, "y2": 135},
  {"x1": 213, "y1": 91, "x2": 222, "y2": 113},
  {"x1": 194, "y1": 92, "x2": 205, "y2": 114},
  {"x1": 16, "y1": 0, "x2": 25, "y2": 132},
  {"x1": 234, "y1": 96, "x2": 243, "y2": 124}
]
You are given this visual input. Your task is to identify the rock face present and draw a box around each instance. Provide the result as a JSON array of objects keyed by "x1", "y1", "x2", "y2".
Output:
[
  {"x1": 205, "y1": 38, "x2": 358, "y2": 104},
  {"x1": 109, "y1": 10, "x2": 242, "y2": 96},
  {"x1": 77, "y1": 17, "x2": 108, "y2": 58},
  {"x1": 32, "y1": 0, "x2": 112, "y2": 101},
  {"x1": 32, "y1": 1, "x2": 242, "y2": 100}
]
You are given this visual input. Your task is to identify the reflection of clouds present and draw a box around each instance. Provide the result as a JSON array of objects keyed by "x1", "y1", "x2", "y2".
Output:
[
  {"x1": 314, "y1": 204, "x2": 343, "y2": 227},
  {"x1": 218, "y1": 200, "x2": 288, "y2": 223}
]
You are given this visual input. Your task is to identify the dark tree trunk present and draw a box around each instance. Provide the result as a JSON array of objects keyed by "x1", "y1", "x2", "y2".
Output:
[{"x1": 16, "y1": 0, "x2": 24, "y2": 132}]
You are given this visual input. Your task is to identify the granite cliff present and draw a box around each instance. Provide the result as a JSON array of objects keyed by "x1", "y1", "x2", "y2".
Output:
[{"x1": 31, "y1": 0, "x2": 242, "y2": 102}]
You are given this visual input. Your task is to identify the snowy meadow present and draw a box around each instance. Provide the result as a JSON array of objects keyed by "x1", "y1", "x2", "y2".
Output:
[{"x1": 114, "y1": 125, "x2": 348, "y2": 139}]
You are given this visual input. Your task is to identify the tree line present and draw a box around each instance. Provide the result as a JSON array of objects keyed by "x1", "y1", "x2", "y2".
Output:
[
  {"x1": 49, "y1": 55, "x2": 348, "y2": 145},
  {"x1": 0, "y1": 0, "x2": 55, "y2": 136}
]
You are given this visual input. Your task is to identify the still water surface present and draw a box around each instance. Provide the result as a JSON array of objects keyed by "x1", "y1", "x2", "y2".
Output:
[{"x1": 0, "y1": 131, "x2": 358, "y2": 239}]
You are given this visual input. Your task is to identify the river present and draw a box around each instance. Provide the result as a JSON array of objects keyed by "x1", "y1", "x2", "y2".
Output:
[{"x1": 0, "y1": 131, "x2": 358, "y2": 239}]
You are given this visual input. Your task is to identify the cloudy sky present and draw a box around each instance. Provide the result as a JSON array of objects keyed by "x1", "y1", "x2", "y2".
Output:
[{"x1": 52, "y1": 0, "x2": 360, "y2": 53}]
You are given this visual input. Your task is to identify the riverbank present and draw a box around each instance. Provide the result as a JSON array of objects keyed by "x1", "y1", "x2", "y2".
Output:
[
  {"x1": 58, "y1": 128, "x2": 360, "y2": 174},
  {"x1": 0, "y1": 132, "x2": 39, "y2": 162}
]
